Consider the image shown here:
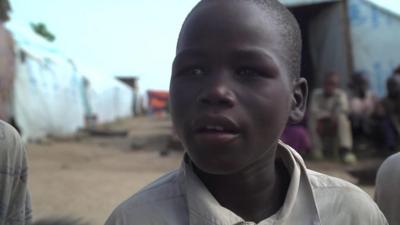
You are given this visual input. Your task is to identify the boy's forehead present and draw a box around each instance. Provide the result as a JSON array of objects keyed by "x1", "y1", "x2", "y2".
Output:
[{"x1": 177, "y1": 1, "x2": 282, "y2": 50}]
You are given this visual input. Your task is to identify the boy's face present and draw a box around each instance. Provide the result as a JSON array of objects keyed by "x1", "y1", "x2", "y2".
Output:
[
  {"x1": 323, "y1": 74, "x2": 339, "y2": 96},
  {"x1": 170, "y1": 1, "x2": 305, "y2": 174}
]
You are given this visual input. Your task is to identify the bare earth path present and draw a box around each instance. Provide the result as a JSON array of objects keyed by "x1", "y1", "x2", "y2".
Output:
[{"x1": 27, "y1": 116, "x2": 374, "y2": 225}]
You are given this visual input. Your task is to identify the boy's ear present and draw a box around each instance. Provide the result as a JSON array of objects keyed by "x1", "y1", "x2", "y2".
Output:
[{"x1": 289, "y1": 77, "x2": 308, "y2": 124}]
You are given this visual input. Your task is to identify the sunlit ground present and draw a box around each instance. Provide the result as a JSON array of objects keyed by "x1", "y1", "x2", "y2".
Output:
[{"x1": 28, "y1": 116, "x2": 374, "y2": 225}]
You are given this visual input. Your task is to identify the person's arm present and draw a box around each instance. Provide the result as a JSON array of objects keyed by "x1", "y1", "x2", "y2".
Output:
[{"x1": 334, "y1": 90, "x2": 350, "y2": 115}]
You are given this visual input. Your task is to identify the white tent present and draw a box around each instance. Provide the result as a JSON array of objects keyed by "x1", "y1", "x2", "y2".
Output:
[
  {"x1": 79, "y1": 66, "x2": 134, "y2": 124},
  {"x1": 366, "y1": 0, "x2": 400, "y2": 17},
  {"x1": 281, "y1": 0, "x2": 339, "y2": 7},
  {"x1": 6, "y1": 22, "x2": 134, "y2": 141}
]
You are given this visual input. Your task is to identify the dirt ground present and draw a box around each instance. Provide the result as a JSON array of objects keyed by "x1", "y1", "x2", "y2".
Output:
[{"x1": 27, "y1": 116, "x2": 375, "y2": 225}]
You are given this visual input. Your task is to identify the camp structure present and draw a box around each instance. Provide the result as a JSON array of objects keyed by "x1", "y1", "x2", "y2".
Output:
[
  {"x1": 147, "y1": 90, "x2": 169, "y2": 116},
  {"x1": 280, "y1": 0, "x2": 400, "y2": 96},
  {"x1": 4, "y1": 22, "x2": 134, "y2": 141}
]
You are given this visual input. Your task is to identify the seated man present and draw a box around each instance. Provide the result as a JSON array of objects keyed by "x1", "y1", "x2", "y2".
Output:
[
  {"x1": 308, "y1": 72, "x2": 356, "y2": 163},
  {"x1": 0, "y1": 121, "x2": 32, "y2": 225},
  {"x1": 375, "y1": 152, "x2": 400, "y2": 225}
]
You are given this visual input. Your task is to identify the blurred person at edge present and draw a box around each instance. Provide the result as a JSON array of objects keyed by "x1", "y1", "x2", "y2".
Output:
[
  {"x1": 375, "y1": 152, "x2": 400, "y2": 225},
  {"x1": 0, "y1": 120, "x2": 32, "y2": 225}
]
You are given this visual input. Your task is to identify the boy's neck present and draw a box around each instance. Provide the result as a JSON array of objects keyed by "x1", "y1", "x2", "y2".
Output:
[{"x1": 193, "y1": 146, "x2": 290, "y2": 223}]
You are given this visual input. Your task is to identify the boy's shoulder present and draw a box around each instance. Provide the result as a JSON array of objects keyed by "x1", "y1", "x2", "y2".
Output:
[
  {"x1": 105, "y1": 169, "x2": 188, "y2": 225},
  {"x1": 0, "y1": 120, "x2": 20, "y2": 141},
  {"x1": 307, "y1": 169, "x2": 387, "y2": 224},
  {"x1": 0, "y1": 120, "x2": 25, "y2": 157},
  {"x1": 378, "y1": 153, "x2": 400, "y2": 172}
]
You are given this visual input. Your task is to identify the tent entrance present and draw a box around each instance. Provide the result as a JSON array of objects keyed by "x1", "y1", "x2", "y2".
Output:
[{"x1": 290, "y1": 2, "x2": 352, "y2": 90}]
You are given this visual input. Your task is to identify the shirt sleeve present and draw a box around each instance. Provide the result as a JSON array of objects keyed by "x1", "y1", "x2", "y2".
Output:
[
  {"x1": 0, "y1": 121, "x2": 32, "y2": 225},
  {"x1": 335, "y1": 90, "x2": 350, "y2": 114}
]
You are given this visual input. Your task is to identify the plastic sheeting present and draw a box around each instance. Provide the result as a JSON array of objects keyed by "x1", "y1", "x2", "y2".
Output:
[
  {"x1": 365, "y1": 0, "x2": 400, "y2": 18},
  {"x1": 348, "y1": 0, "x2": 400, "y2": 96},
  {"x1": 13, "y1": 49, "x2": 85, "y2": 141},
  {"x1": 80, "y1": 67, "x2": 134, "y2": 124},
  {"x1": 280, "y1": 0, "x2": 339, "y2": 7},
  {"x1": 6, "y1": 22, "x2": 134, "y2": 141},
  {"x1": 307, "y1": 3, "x2": 350, "y2": 86}
]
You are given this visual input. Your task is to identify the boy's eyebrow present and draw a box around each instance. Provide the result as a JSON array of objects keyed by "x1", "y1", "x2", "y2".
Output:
[
  {"x1": 174, "y1": 47, "x2": 277, "y2": 63},
  {"x1": 231, "y1": 47, "x2": 277, "y2": 64}
]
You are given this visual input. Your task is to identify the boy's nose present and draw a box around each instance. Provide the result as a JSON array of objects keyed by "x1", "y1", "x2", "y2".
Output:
[{"x1": 197, "y1": 83, "x2": 235, "y2": 108}]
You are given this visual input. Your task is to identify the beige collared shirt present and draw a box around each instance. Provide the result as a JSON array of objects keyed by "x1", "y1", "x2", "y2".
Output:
[
  {"x1": 105, "y1": 141, "x2": 387, "y2": 225},
  {"x1": 0, "y1": 121, "x2": 32, "y2": 225}
]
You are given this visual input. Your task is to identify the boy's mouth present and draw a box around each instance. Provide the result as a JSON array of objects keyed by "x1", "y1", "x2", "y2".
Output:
[{"x1": 193, "y1": 115, "x2": 240, "y2": 144}]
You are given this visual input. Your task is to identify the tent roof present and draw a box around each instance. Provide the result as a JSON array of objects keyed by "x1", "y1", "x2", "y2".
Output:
[
  {"x1": 279, "y1": 0, "x2": 339, "y2": 7},
  {"x1": 365, "y1": 0, "x2": 400, "y2": 18},
  {"x1": 5, "y1": 21, "x2": 70, "y2": 65}
]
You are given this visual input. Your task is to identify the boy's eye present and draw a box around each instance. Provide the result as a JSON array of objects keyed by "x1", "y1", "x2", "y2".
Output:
[
  {"x1": 176, "y1": 67, "x2": 205, "y2": 77},
  {"x1": 237, "y1": 68, "x2": 264, "y2": 78},
  {"x1": 190, "y1": 68, "x2": 204, "y2": 76}
]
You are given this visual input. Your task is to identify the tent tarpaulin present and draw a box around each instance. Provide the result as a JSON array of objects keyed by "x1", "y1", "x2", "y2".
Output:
[
  {"x1": 280, "y1": 0, "x2": 339, "y2": 7},
  {"x1": 365, "y1": 0, "x2": 400, "y2": 18},
  {"x1": 348, "y1": 0, "x2": 400, "y2": 96},
  {"x1": 13, "y1": 49, "x2": 86, "y2": 141},
  {"x1": 6, "y1": 22, "x2": 134, "y2": 141},
  {"x1": 80, "y1": 67, "x2": 134, "y2": 124}
]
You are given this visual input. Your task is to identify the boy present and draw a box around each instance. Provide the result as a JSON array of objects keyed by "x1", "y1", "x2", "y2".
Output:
[
  {"x1": 0, "y1": 121, "x2": 32, "y2": 225},
  {"x1": 105, "y1": 0, "x2": 387, "y2": 224}
]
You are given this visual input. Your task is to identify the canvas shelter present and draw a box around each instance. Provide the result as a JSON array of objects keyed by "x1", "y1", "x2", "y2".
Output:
[
  {"x1": 4, "y1": 22, "x2": 134, "y2": 141},
  {"x1": 280, "y1": 0, "x2": 400, "y2": 96}
]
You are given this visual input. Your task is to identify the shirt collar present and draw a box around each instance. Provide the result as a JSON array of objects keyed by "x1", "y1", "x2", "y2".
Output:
[{"x1": 181, "y1": 141, "x2": 321, "y2": 225}]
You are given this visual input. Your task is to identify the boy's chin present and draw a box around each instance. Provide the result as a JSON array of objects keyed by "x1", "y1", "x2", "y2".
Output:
[{"x1": 189, "y1": 155, "x2": 250, "y2": 176}]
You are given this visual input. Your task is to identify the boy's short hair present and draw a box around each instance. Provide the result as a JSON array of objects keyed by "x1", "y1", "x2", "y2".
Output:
[{"x1": 178, "y1": 0, "x2": 302, "y2": 79}]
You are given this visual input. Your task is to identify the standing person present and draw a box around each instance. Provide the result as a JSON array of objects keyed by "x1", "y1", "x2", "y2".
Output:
[
  {"x1": 308, "y1": 72, "x2": 356, "y2": 163},
  {"x1": 375, "y1": 153, "x2": 400, "y2": 225},
  {"x1": 0, "y1": 121, "x2": 32, "y2": 225},
  {"x1": 105, "y1": 1, "x2": 386, "y2": 224}
]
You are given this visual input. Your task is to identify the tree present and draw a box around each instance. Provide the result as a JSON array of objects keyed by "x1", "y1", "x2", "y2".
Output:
[
  {"x1": 0, "y1": 0, "x2": 11, "y2": 21},
  {"x1": 31, "y1": 22, "x2": 56, "y2": 42}
]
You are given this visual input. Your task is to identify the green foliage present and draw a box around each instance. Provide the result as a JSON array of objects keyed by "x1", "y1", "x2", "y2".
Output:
[
  {"x1": 31, "y1": 22, "x2": 56, "y2": 42},
  {"x1": 0, "y1": 0, "x2": 11, "y2": 21}
]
